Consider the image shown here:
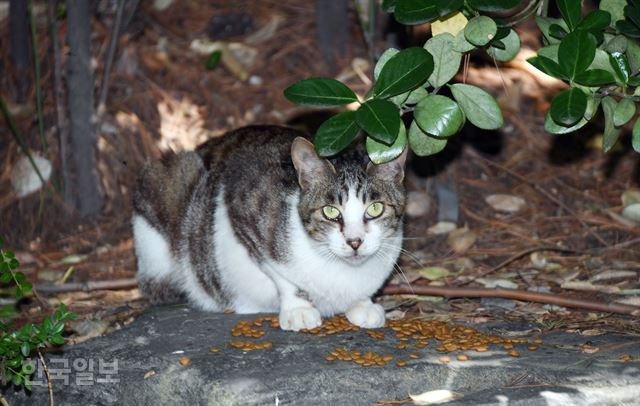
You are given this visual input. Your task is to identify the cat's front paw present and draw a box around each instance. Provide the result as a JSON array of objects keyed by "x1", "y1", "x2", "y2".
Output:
[
  {"x1": 279, "y1": 306, "x2": 322, "y2": 331},
  {"x1": 346, "y1": 302, "x2": 385, "y2": 328}
]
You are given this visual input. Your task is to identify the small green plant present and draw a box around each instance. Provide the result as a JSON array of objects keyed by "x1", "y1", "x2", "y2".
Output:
[
  {"x1": 284, "y1": 0, "x2": 640, "y2": 162},
  {"x1": 0, "y1": 238, "x2": 77, "y2": 390}
]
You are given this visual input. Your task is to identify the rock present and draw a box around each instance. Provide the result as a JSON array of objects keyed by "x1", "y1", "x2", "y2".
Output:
[
  {"x1": 3, "y1": 306, "x2": 640, "y2": 405},
  {"x1": 10, "y1": 154, "x2": 52, "y2": 197}
]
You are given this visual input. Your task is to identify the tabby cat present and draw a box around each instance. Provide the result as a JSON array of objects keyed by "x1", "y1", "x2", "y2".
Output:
[{"x1": 133, "y1": 126, "x2": 407, "y2": 331}]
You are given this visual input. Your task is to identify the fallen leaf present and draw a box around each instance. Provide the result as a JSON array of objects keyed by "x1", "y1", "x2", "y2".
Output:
[
  {"x1": 589, "y1": 270, "x2": 636, "y2": 283},
  {"x1": 417, "y1": 267, "x2": 450, "y2": 281},
  {"x1": 447, "y1": 226, "x2": 476, "y2": 253},
  {"x1": 485, "y1": 194, "x2": 526, "y2": 213},
  {"x1": 476, "y1": 278, "x2": 518, "y2": 289},
  {"x1": 622, "y1": 190, "x2": 640, "y2": 207},
  {"x1": 427, "y1": 221, "x2": 457, "y2": 235},
  {"x1": 410, "y1": 389, "x2": 462, "y2": 405}
]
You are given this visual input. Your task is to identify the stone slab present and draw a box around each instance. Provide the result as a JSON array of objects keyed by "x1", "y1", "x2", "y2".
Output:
[{"x1": 3, "y1": 305, "x2": 640, "y2": 405}]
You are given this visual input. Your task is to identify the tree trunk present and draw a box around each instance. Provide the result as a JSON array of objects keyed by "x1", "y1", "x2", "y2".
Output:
[
  {"x1": 65, "y1": 0, "x2": 103, "y2": 217},
  {"x1": 9, "y1": 0, "x2": 30, "y2": 103}
]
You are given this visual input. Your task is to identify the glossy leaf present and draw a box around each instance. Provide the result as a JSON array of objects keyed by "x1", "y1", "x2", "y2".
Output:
[
  {"x1": 284, "y1": 78, "x2": 358, "y2": 107},
  {"x1": 557, "y1": 0, "x2": 581, "y2": 30},
  {"x1": 573, "y1": 69, "x2": 615, "y2": 86},
  {"x1": 536, "y1": 16, "x2": 568, "y2": 45},
  {"x1": 395, "y1": 0, "x2": 439, "y2": 25},
  {"x1": 467, "y1": 0, "x2": 520, "y2": 12},
  {"x1": 632, "y1": 117, "x2": 640, "y2": 153},
  {"x1": 373, "y1": 47, "x2": 434, "y2": 98},
  {"x1": 487, "y1": 29, "x2": 521, "y2": 62},
  {"x1": 424, "y1": 33, "x2": 461, "y2": 87},
  {"x1": 464, "y1": 16, "x2": 497, "y2": 47},
  {"x1": 374, "y1": 48, "x2": 399, "y2": 80},
  {"x1": 314, "y1": 111, "x2": 360, "y2": 157},
  {"x1": 366, "y1": 123, "x2": 407, "y2": 164},
  {"x1": 613, "y1": 98, "x2": 636, "y2": 127},
  {"x1": 609, "y1": 52, "x2": 631, "y2": 84},
  {"x1": 408, "y1": 121, "x2": 448, "y2": 156},
  {"x1": 414, "y1": 95, "x2": 465, "y2": 138},
  {"x1": 576, "y1": 10, "x2": 611, "y2": 33},
  {"x1": 558, "y1": 30, "x2": 596, "y2": 79},
  {"x1": 355, "y1": 99, "x2": 401, "y2": 145},
  {"x1": 550, "y1": 88, "x2": 587, "y2": 127},
  {"x1": 450, "y1": 84, "x2": 503, "y2": 130},
  {"x1": 602, "y1": 96, "x2": 622, "y2": 152}
]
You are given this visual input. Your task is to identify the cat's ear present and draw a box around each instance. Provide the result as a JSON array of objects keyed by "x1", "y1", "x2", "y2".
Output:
[
  {"x1": 291, "y1": 137, "x2": 336, "y2": 189},
  {"x1": 366, "y1": 145, "x2": 408, "y2": 183}
]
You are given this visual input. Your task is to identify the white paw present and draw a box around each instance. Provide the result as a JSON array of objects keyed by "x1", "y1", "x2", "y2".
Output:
[
  {"x1": 346, "y1": 302, "x2": 386, "y2": 328},
  {"x1": 279, "y1": 306, "x2": 322, "y2": 331}
]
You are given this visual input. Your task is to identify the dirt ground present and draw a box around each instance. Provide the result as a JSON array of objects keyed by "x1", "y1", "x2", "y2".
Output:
[{"x1": 0, "y1": 1, "x2": 638, "y2": 344}]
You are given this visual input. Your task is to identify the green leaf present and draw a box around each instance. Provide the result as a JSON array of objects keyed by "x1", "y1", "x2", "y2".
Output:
[
  {"x1": 487, "y1": 28, "x2": 521, "y2": 62},
  {"x1": 550, "y1": 88, "x2": 588, "y2": 127},
  {"x1": 20, "y1": 342, "x2": 30, "y2": 357},
  {"x1": 467, "y1": 0, "x2": 520, "y2": 12},
  {"x1": 602, "y1": 96, "x2": 622, "y2": 152},
  {"x1": 549, "y1": 24, "x2": 568, "y2": 40},
  {"x1": 408, "y1": 121, "x2": 447, "y2": 156},
  {"x1": 450, "y1": 83, "x2": 503, "y2": 130},
  {"x1": 373, "y1": 47, "x2": 434, "y2": 98},
  {"x1": 314, "y1": 111, "x2": 360, "y2": 157},
  {"x1": 0, "y1": 271, "x2": 11, "y2": 283},
  {"x1": 414, "y1": 95, "x2": 465, "y2": 138},
  {"x1": 605, "y1": 35, "x2": 628, "y2": 54},
  {"x1": 573, "y1": 69, "x2": 615, "y2": 86},
  {"x1": 577, "y1": 10, "x2": 611, "y2": 33},
  {"x1": 632, "y1": 117, "x2": 640, "y2": 152},
  {"x1": 453, "y1": 30, "x2": 476, "y2": 52},
  {"x1": 464, "y1": 16, "x2": 497, "y2": 47},
  {"x1": 626, "y1": 39, "x2": 640, "y2": 75},
  {"x1": 424, "y1": 33, "x2": 461, "y2": 88},
  {"x1": 557, "y1": 0, "x2": 582, "y2": 30},
  {"x1": 374, "y1": 48, "x2": 399, "y2": 80},
  {"x1": 284, "y1": 78, "x2": 358, "y2": 107},
  {"x1": 613, "y1": 98, "x2": 636, "y2": 127},
  {"x1": 205, "y1": 50, "x2": 222, "y2": 70},
  {"x1": 558, "y1": 30, "x2": 596, "y2": 80},
  {"x1": 609, "y1": 52, "x2": 631, "y2": 84},
  {"x1": 366, "y1": 124, "x2": 407, "y2": 164},
  {"x1": 394, "y1": 0, "x2": 439, "y2": 25},
  {"x1": 404, "y1": 87, "x2": 429, "y2": 105},
  {"x1": 600, "y1": 0, "x2": 626, "y2": 27},
  {"x1": 536, "y1": 16, "x2": 568, "y2": 45},
  {"x1": 50, "y1": 335, "x2": 65, "y2": 345},
  {"x1": 355, "y1": 99, "x2": 401, "y2": 145}
]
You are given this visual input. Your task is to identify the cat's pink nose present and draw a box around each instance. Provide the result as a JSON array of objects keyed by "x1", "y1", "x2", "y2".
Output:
[{"x1": 347, "y1": 238, "x2": 362, "y2": 251}]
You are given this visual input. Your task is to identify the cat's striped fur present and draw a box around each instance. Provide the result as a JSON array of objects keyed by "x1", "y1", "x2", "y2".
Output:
[{"x1": 133, "y1": 126, "x2": 407, "y2": 330}]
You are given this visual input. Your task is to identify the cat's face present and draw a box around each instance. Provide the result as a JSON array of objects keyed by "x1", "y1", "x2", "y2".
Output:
[{"x1": 291, "y1": 138, "x2": 406, "y2": 265}]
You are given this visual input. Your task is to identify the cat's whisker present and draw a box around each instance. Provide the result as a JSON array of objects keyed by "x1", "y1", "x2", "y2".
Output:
[{"x1": 378, "y1": 242, "x2": 424, "y2": 268}]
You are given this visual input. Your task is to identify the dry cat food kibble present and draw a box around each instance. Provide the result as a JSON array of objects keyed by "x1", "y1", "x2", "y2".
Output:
[{"x1": 223, "y1": 315, "x2": 539, "y2": 366}]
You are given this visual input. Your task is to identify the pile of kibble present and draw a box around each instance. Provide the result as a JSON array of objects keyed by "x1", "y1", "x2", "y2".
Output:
[{"x1": 213, "y1": 315, "x2": 546, "y2": 368}]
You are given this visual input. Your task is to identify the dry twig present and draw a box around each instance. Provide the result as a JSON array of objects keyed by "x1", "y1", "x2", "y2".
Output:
[{"x1": 382, "y1": 284, "x2": 640, "y2": 316}]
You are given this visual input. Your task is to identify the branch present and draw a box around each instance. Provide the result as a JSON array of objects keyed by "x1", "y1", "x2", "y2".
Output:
[
  {"x1": 381, "y1": 284, "x2": 640, "y2": 316},
  {"x1": 35, "y1": 278, "x2": 138, "y2": 295}
]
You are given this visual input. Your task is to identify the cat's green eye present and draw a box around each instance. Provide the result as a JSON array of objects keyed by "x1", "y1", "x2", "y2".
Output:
[
  {"x1": 322, "y1": 205, "x2": 341, "y2": 220},
  {"x1": 366, "y1": 202, "x2": 385, "y2": 219}
]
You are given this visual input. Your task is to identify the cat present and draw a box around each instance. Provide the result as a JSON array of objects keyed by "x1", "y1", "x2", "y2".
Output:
[{"x1": 132, "y1": 125, "x2": 407, "y2": 331}]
